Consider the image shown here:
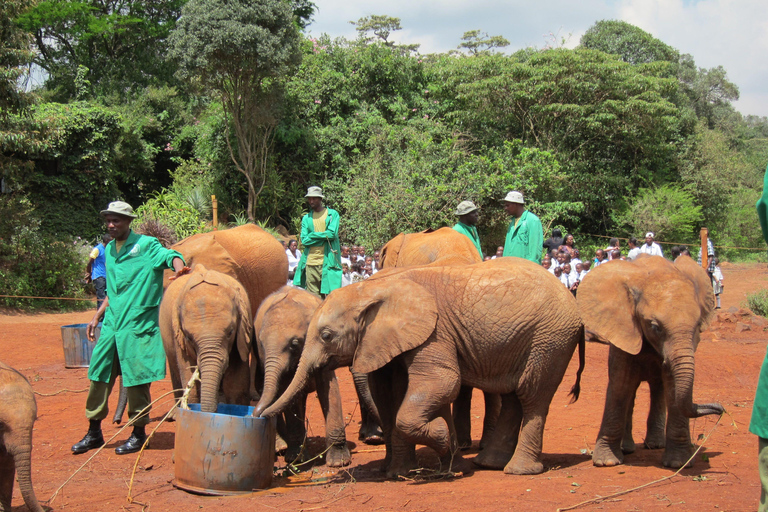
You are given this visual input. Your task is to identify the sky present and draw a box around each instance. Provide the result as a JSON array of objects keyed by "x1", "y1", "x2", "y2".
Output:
[{"x1": 304, "y1": 0, "x2": 768, "y2": 118}]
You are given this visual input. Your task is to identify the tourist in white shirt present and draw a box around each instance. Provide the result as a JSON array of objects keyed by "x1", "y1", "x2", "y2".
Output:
[
  {"x1": 639, "y1": 232, "x2": 664, "y2": 257},
  {"x1": 626, "y1": 237, "x2": 642, "y2": 260},
  {"x1": 285, "y1": 239, "x2": 302, "y2": 286},
  {"x1": 340, "y1": 245, "x2": 352, "y2": 268}
]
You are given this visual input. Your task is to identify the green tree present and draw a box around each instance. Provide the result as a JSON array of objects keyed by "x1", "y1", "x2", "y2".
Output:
[
  {"x1": 617, "y1": 184, "x2": 702, "y2": 242},
  {"x1": 17, "y1": 0, "x2": 186, "y2": 99},
  {"x1": 351, "y1": 15, "x2": 419, "y2": 53},
  {"x1": 457, "y1": 30, "x2": 510, "y2": 56},
  {"x1": 579, "y1": 20, "x2": 678, "y2": 65},
  {"x1": 169, "y1": 0, "x2": 303, "y2": 221}
]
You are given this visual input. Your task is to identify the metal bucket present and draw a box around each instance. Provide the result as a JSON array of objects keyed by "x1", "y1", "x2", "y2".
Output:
[
  {"x1": 174, "y1": 403, "x2": 276, "y2": 495},
  {"x1": 61, "y1": 323, "x2": 101, "y2": 368}
]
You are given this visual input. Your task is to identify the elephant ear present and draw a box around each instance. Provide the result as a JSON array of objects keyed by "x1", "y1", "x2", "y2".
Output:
[
  {"x1": 380, "y1": 233, "x2": 405, "y2": 268},
  {"x1": 674, "y1": 255, "x2": 716, "y2": 331},
  {"x1": 577, "y1": 260, "x2": 645, "y2": 355},
  {"x1": 234, "y1": 282, "x2": 253, "y2": 363},
  {"x1": 351, "y1": 278, "x2": 438, "y2": 374},
  {"x1": 253, "y1": 288, "x2": 290, "y2": 343}
]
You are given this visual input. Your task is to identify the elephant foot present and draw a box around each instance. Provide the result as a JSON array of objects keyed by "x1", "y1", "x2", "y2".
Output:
[
  {"x1": 504, "y1": 456, "x2": 544, "y2": 475},
  {"x1": 662, "y1": 445, "x2": 695, "y2": 469},
  {"x1": 438, "y1": 450, "x2": 462, "y2": 473},
  {"x1": 325, "y1": 443, "x2": 352, "y2": 467},
  {"x1": 457, "y1": 436, "x2": 473, "y2": 450},
  {"x1": 275, "y1": 433, "x2": 288, "y2": 454},
  {"x1": 592, "y1": 439, "x2": 624, "y2": 467},
  {"x1": 472, "y1": 448, "x2": 513, "y2": 470},
  {"x1": 644, "y1": 433, "x2": 666, "y2": 450},
  {"x1": 359, "y1": 423, "x2": 385, "y2": 445},
  {"x1": 621, "y1": 438, "x2": 636, "y2": 454},
  {"x1": 284, "y1": 444, "x2": 307, "y2": 466},
  {"x1": 385, "y1": 458, "x2": 419, "y2": 479}
]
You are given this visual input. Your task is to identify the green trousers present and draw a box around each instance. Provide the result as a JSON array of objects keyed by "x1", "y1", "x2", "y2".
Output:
[
  {"x1": 305, "y1": 264, "x2": 323, "y2": 298},
  {"x1": 760, "y1": 437, "x2": 768, "y2": 512},
  {"x1": 85, "y1": 356, "x2": 152, "y2": 427}
]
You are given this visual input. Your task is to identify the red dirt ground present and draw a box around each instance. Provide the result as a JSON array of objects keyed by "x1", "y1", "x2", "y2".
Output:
[{"x1": 2, "y1": 262, "x2": 767, "y2": 512}]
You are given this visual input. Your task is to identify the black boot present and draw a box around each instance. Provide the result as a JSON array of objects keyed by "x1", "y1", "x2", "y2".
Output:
[
  {"x1": 72, "y1": 420, "x2": 104, "y2": 454},
  {"x1": 115, "y1": 426, "x2": 148, "y2": 455}
]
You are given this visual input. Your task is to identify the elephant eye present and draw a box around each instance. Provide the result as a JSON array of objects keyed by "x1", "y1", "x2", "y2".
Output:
[
  {"x1": 650, "y1": 321, "x2": 662, "y2": 334},
  {"x1": 290, "y1": 337, "x2": 302, "y2": 349},
  {"x1": 320, "y1": 330, "x2": 333, "y2": 343}
]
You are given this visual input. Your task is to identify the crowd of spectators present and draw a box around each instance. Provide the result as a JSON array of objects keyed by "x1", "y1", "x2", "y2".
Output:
[{"x1": 281, "y1": 240, "x2": 380, "y2": 288}]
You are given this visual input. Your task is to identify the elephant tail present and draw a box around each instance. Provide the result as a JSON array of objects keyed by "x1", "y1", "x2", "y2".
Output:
[{"x1": 568, "y1": 324, "x2": 586, "y2": 404}]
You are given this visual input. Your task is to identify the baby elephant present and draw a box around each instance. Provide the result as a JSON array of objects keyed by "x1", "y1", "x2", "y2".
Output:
[
  {"x1": 0, "y1": 361, "x2": 44, "y2": 512},
  {"x1": 253, "y1": 286, "x2": 351, "y2": 467}
]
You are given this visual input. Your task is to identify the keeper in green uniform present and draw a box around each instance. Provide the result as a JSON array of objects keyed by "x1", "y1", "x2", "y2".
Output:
[
  {"x1": 751, "y1": 163, "x2": 768, "y2": 511},
  {"x1": 501, "y1": 190, "x2": 544, "y2": 264},
  {"x1": 71, "y1": 201, "x2": 189, "y2": 456},
  {"x1": 293, "y1": 186, "x2": 342, "y2": 297},
  {"x1": 452, "y1": 200, "x2": 483, "y2": 259}
]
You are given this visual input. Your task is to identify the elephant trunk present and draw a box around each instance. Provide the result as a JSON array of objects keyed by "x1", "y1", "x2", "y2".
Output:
[
  {"x1": 198, "y1": 349, "x2": 226, "y2": 413},
  {"x1": 254, "y1": 357, "x2": 286, "y2": 415},
  {"x1": 667, "y1": 342, "x2": 723, "y2": 418},
  {"x1": 12, "y1": 444, "x2": 44, "y2": 512},
  {"x1": 257, "y1": 344, "x2": 322, "y2": 417}
]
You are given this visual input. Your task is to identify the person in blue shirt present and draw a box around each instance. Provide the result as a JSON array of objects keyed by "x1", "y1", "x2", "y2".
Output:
[{"x1": 85, "y1": 234, "x2": 112, "y2": 310}]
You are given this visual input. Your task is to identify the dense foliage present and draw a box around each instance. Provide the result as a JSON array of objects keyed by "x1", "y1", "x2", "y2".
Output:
[{"x1": 2, "y1": 11, "x2": 767, "y2": 310}]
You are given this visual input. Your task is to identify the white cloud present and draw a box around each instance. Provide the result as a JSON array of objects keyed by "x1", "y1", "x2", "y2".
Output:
[{"x1": 307, "y1": 0, "x2": 768, "y2": 116}]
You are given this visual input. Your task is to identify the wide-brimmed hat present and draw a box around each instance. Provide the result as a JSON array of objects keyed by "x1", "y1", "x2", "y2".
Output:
[
  {"x1": 100, "y1": 201, "x2": 137, "y2": 218},
  {"x1": 645, "y1": 232, "x2": 654, "y2": 238},
  {"x1": 501, "y1": 191, "x2": 524, "y2": 204},
  {"x1": 305, "y1": 186, "x2": 324, "y2": 198},
  {"x1": 455, "y1": 200, "x2": 479, "y2": 216}
]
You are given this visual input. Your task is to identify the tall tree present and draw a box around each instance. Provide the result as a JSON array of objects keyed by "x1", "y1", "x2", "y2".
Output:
[
  {"x1": 579, "y1": 20, "x2": 678, "y2": 65},
  {"x1": 16, "y1": 0, "x2": 186, "y2": 99},
  {"x1": 169, "y1": 0, "x2": 304, "y2": 221},
  {"x1": 351, "y1": 15, "x2": 419, "y2": 53},
  {"x1": 457, "y1": 30, "x2": 509, "y2": 56}
]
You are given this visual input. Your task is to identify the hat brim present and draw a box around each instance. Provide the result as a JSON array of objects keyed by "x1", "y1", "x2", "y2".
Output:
[
  {"x1": 305, "y1": 194, "x2": 324, "y2": 199},
  {"x1": 100, "y1": 209, "x2": 137, "y2": 219}
]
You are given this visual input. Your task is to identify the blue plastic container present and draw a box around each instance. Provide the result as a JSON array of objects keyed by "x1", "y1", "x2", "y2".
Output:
[
  {"x1": 174, "y1": 403, "x2": 276, "y2": 495},
  {"x1": 60, "y1": 323, "x2": 101, "y2": 368}
]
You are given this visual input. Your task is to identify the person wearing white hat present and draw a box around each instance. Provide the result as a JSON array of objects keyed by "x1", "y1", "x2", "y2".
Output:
[
  {"x1": 501, "y1": 191, "x2": 544, "y2": 263},
  {"x1": 73, "y1": 201, "x2": 190, "y2": 456},
  {"x1": 293, "y1": 186, "x2": 342, "y2": 297},
  {"x1": 639, "y1": 231, "x2": 664, "y2": 257},
  {"x1": 452, "y1": 200, "x2": 483, "y2": 259}
]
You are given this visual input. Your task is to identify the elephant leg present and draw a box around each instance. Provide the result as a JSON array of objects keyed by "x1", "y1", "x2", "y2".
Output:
[
  {"x1": 473, "y1": 392, "x2": 522, "y2": 470},
  {"x1": 504, "y1": 396, "x2": 550, "y2": 475},
  {"x1": 283, "y1": 393, "x2": 308, "y2": 466},
  {"x1": 480, "y1": 392, "x2": 501, "y2": 450},
  {"x1": 661, "y1": 369, "x2": 694, "y2": 468},
  {"x1": 0, "y1": 450, "x2": 14, "y2": 512},
  {"x1": 220, "y1": 354, "x2": 251, "y2": 406},
  {"x1": 369, "y1": 365, "x2": 415, "y2": 477},
  {"x1": 644, "y1": 375, "x2": 667, "y2": 450},
  {"x1": 594, "y1": 347, "x2": 642, "y2": 467},
  {"x1": 622, "y1": 385, "x2": 638, "y2": 454},
  {"x1": 452, "y1": 385, "x2": 474, "y2": 450},
  {"x1": 315, "y1": 370, "x2": 351, "y2": 468}
]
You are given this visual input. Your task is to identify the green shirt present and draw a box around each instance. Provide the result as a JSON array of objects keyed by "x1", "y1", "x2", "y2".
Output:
[
  {"x1": 452, "y1": 222, "x2": 483, "y2": 259},
  {"x1": 88, "y1": 230, "x2": 184, "y2": 387},
  {"x1": 293, "y1": 207, "x2": 342, "y2": 295},
  {"x1": 502, "y1": 209, "x2": 544, "y2": 263},
  {"x1": 750, "y1": 164, "x2": 768, "y2": 437}
]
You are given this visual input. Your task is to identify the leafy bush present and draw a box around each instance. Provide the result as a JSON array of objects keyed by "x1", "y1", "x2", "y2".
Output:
[
  {"x1": 134, "y1": 189, "x2": 208, "y2": 241},
  {"x1": 747, "y1": 289, "x2": 768, "y2": 318},
  {"x1": 0, "y1": 198, "x2": 93, "y2": 311},
  {"x1": 616, "y1": 184, "x2": 703, "y2": 242}
]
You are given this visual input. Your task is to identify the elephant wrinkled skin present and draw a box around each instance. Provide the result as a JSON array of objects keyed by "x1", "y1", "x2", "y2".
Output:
[
  {"x1": 252, "y1": 286, "x2": 351, "y2": 467},
  {"x1": 577, "y1": 255, "x2": 724, "y2": 469},
  {"x1": 160, "y1": 265, "x2": 253, "y2": 413},
  {"x1": 0, "y1": 361, "x2": 44, "y2": 512},
  {"x1": 379, "y1": 227, "x2": 499, "y2": 449},
  {"x1": 263, "y1": 258, "x2": 585, "y2": 478}
]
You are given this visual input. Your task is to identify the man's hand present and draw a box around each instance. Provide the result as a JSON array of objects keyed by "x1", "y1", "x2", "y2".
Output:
[
  {"x1": 87, "y1": 296, "x2": 108, "y2": 341},
  {"x1": 169, "y1": 265, "x2": 192, "y2": 281}
]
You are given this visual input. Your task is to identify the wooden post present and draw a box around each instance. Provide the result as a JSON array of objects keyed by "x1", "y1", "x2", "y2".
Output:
[
  {"x1": 212, "y1": 195, "x2": 218, "y2": 231},
  {"x1": 700, "y1": 227, "x2": 708, "y2": 269}
]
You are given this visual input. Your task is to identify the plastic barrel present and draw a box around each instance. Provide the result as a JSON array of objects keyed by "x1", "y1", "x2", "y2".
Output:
[
  {"x1": 61, "y1": 323, "x2": 101, "y2": 368},
  {"x1": 174, "y1": 403, "x2": 276, "y2": 495}
]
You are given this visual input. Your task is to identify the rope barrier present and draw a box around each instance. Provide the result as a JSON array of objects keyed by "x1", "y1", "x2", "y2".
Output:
[
  {"x1": 0, "y1": 294, "x2": 95, "y2": 301},
  {"x1": 582, "y1": 234, "x2": 766, "y2": 251}
]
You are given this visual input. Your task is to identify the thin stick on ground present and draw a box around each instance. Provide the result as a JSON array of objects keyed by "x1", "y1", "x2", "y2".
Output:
[
  {"x1": 46, "y1": 385, "x2": 186, "y2": 505},
  {"x1": 556, "y1": 413, "x2": 724, "y2": 512},
  {"x1": 127, "y1": 368, "x2": 200, "y2": 503}
]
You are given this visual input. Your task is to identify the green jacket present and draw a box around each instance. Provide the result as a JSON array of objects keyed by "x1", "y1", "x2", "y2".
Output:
[
  {"x1": 88, "y1": 231, "x2": 183, "y2": 387},
  {"x1": 293, "y1": 207, "x2": 342, "y2": 295},
  {"x1": 502, "y1": 209, "x2": 543, "y2": 263},
  {"x1": 750, "y1": 164, "x2": 768, "y2": 437},
  {"x1": 452, "y1": 222, "x2": 483, "y2": 259}
]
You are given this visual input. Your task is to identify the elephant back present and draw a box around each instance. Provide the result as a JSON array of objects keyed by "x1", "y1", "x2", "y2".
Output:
[
  {"x1": 381, "y1": 227, "x2": 482, "y2": 268},
  {"x1": 167, "y1": 224, "x2": 288, "y2": 316}
]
